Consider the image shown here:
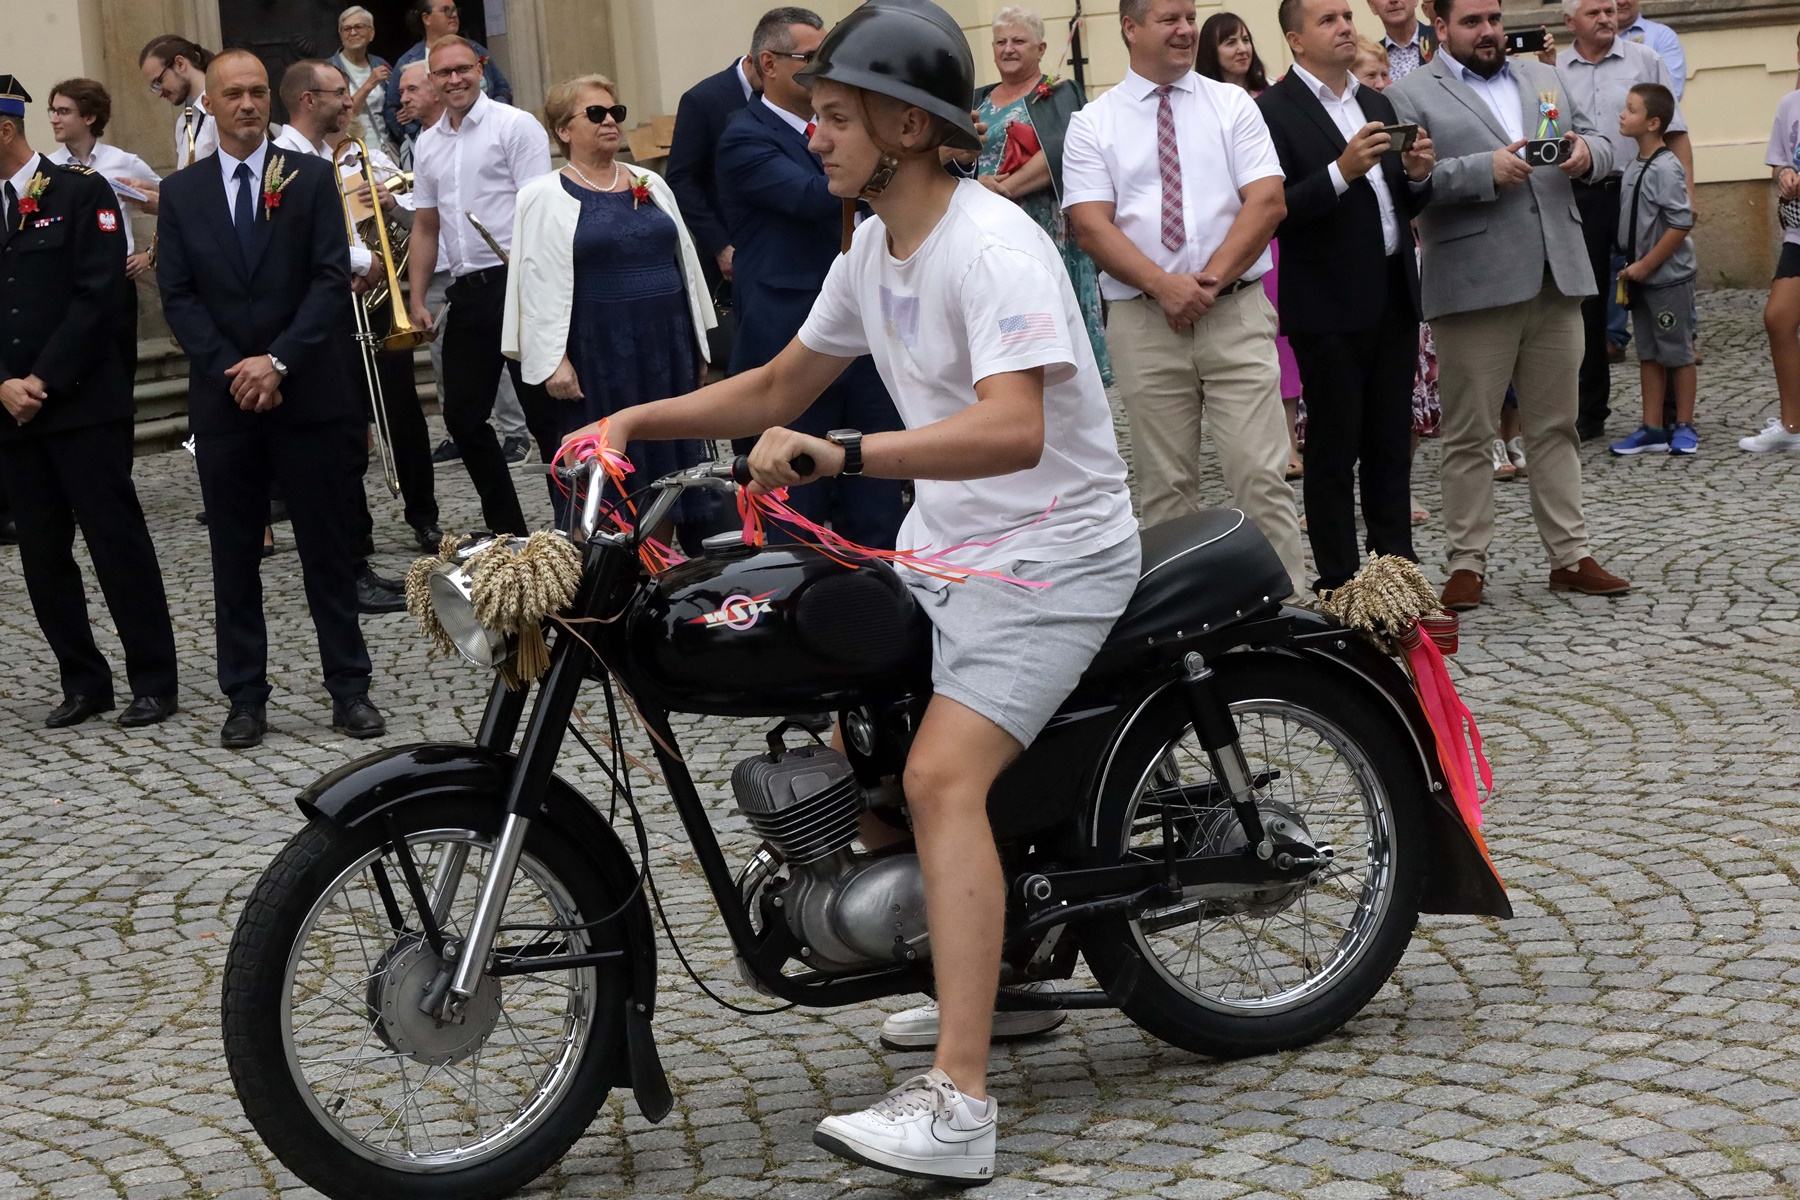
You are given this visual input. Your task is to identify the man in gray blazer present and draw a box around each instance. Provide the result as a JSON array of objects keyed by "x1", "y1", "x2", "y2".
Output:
[{"x1": 1390, "y1": 0, "x2": 1631, "y2": 611}]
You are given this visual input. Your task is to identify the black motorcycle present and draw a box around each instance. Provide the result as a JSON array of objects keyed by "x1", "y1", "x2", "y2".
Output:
[{"x1": 221, "y1": 457, "x2": 1509, "y2": 1198}]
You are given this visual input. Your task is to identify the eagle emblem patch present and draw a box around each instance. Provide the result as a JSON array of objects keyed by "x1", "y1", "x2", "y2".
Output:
[{"x1": 97, "y1": 209, "x2": 119, "y2": 233}]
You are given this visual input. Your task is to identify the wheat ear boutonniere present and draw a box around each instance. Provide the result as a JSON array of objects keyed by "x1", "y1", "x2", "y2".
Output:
[
  {"x1": 630, "y1": 173, "x2": 652, "y2": 210},
  {"x1": 17, "y1": 171, "x2": 51, "y2": 221},
  {"x1": 262, "y1": 154, "x2": 300, "y2": 216}
]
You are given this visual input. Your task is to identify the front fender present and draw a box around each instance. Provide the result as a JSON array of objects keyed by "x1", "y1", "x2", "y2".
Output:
[{"x1": 297, "y1": 742, "x2": 674, "y2": 1121}]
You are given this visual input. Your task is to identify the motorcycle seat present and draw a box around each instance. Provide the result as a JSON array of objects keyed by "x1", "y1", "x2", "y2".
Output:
[{"x1": 1094, "y1": 509, "x2": 1293, "y2": 669}]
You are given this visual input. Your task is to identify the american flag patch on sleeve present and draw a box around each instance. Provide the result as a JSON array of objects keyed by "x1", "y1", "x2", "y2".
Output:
[{"x1": 997, "y1": 312, "x2": 1059, "y2": 350}]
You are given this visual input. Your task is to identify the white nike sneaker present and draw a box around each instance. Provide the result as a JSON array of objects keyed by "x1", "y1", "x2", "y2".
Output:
[
  {"x1": 1739, "y1": 417, "x2": 1800, "y2": 453},
  {"x1": 814, "y1": 1067, "x2": 998, "y2": 1183},
  {"x1": 880, "y1": 983, "x2": 1067, "y2": 1049}
]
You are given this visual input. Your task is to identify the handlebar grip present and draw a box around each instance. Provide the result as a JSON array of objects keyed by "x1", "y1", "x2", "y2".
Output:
[{"x1": 730, "y1": 453, "x2": 815, "y2": 485}]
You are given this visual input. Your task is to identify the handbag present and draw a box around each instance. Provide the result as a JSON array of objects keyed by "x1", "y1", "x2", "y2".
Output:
[
  {"x1": 1781, "y1": 195, "x2": 1800, "y2": 231},
  {"x1": 998, "y1": 118, "x2": 1042, "y2": 176}
]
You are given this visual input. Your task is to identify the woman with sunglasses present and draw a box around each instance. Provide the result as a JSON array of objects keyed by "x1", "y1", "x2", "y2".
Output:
[{"x1": 502, "y1": 75, "x2": 723, "y2": 545}]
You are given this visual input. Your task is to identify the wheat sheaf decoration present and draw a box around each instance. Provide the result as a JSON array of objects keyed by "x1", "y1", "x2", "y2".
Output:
[
  {"x1": 404, "y1": 532, "x2": 584, "y2": 688},
  {"x1": 1317, "y1": 555, "x2": 1444, "y2": 639}
]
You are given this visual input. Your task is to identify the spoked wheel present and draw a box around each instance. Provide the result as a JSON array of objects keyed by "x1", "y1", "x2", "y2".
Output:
[
  {"x1": 1083, "y1": 657, "x2": 1426, "y2": 1057},
  {"x1": 222, "y1": 798, "x2": 629, "y2": 1199}
]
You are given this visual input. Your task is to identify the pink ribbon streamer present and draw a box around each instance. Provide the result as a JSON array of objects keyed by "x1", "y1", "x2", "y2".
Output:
[{"x1": 1399, "y1": 625, "x2": 1493, "y2": 831}]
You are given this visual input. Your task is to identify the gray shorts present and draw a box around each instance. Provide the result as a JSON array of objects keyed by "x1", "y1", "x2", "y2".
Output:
[
  {"x1": 906, "y1": 534, "x2": 1143, "y2": 748},
  {"x1": 1631, "y1": 279, "x2": 1696, "y2": 367}
]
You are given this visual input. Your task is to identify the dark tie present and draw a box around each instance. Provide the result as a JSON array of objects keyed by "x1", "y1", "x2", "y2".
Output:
[
  {"x1": 1155, "y1": 86, "x2": 1185, "y2": 252},
  {"x1": 233, "y1": 161, "x2": 255, "y2": 257},
  {"x1": 2, "y1": 181, "x2": 16, "y2": 234}
]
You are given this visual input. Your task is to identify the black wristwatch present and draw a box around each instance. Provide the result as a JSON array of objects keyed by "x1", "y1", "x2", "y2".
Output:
[{"x1": 826, "y1": 429, "x2": 863, "y2": 477}]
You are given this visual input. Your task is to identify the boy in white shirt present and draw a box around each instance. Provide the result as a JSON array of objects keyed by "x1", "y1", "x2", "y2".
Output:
[{"x1": 563, "y1": 0, "x2": 1139, "y2": 1183}]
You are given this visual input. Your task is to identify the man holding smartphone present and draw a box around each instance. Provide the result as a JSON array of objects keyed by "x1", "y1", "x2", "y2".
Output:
[{"x1": 1260, "y1": 0, "x2": 1435, "y2": 592}]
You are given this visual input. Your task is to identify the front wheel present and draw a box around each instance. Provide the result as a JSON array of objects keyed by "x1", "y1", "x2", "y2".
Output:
[
  {"x1": 1082, "y1": 655, "x2": 1427, "y2": 1059},
  {"x1": 221, "y1": 797, "x2": 630, "y2": 1199}
]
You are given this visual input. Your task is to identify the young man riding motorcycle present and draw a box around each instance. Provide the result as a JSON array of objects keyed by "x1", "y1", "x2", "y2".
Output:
[{"x1": 563, "y1": 0, "x2": 1139, "y2": 1182}]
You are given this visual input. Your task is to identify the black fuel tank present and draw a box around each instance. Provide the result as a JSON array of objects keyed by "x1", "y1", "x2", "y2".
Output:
[{"x1": 622, "y1": 544, "x2": 932, "y2": 717}]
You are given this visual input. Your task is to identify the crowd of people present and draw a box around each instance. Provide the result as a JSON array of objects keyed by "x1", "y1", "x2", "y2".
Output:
[{"x1": 0, "y1": 0, "x2": 1792, "y2": 728}]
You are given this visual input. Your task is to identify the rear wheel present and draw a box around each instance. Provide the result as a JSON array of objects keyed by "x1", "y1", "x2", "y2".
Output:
[
  {"x1": 1082, "y1": 656, "x2": 1426, "y2": 1058},
  {"x1": 221, "y1": 797, "x2": 630, "y2": 1199}
]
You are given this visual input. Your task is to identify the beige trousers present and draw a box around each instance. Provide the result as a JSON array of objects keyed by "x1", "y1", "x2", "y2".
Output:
[
  {"x1": 1431, "y1": 286, "x2": 1590, "y2": 576},
  {"x1": 1106, "y1": 287, "x2": 1308, "y2": 592}
]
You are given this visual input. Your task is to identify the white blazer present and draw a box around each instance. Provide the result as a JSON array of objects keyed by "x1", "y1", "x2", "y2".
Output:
[{"x1": 502, "y1": 165, "x2": 717, "y2": 385}]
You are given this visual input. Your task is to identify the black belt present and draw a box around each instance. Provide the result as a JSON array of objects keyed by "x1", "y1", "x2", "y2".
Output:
[
  {"x1": 1218, "y1": 277, "x2": 1258, "y2": 298},
  {"x1": 450, "y1": 264, "x2": 507, "y2": 288}
]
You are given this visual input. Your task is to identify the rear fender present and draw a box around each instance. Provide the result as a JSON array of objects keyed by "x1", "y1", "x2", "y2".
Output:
[
  {"x1": 1085, "y1": 610, "x2": 1512, "y2": 919},
  {"x1": 297, "y1": 742, "x2": 674, "y2": 1121}
]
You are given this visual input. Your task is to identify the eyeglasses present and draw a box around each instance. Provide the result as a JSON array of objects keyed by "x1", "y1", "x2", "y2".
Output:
[
  {"x1": 430, "y1": 61, "x2": 483, "y2": 80},
  {"x1": 340, "y1": 22, "x2": 374, "y2": 32},
  {"x1": 148, "y1": 62, "x2": 176, "y2": 96},
  {"x1": 583, "y1": 103, "x2": 628, "y2": 125},
  {"x1": 772, "y1": 51, "x2": 817, "y2": 64}
]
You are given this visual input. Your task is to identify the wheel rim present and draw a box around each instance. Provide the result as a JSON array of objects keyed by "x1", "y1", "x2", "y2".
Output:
[
  {"x1": 278, "y1": 827, "x2": 597, "y2": 1172},
  {"x1": 1121, "y1": 698, "x2": 1396, "y2": 1016}
]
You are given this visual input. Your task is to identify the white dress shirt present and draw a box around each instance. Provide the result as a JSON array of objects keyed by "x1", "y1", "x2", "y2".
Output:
[
  {"x1": 174, "y1": 92, "x2": 218, "y2": 167},
  {"x1": 271, "y1": 124, "x2": 374, "y2": 276},
  {"x1": 736, "y1": 57, "x2": 756, "y2": 102},
  {"x1": 216, "y1": 138, "x2": 270, "y2": 231},
  {"x1": 1289, "y1": 62, "x2": 1402, "y2": 255},
  {"x1": 48, "y1": 141, "x2": 159, "y2": 254},
  {"x1": 1062, "y1": 68, "x2": 1284, "y2": 300},
  {"x1": 1439, "y1": 52, "x2": 1525, "y2": 143},
  {"x1": 412, "y1": 91, "x2": 553, "y2": 277},
  {"x1": 3, "y1": 156, "x2": 41, "y2": 228},
  {"x1": 760, "y1": 94, "x2": 811, "y2": 137}
]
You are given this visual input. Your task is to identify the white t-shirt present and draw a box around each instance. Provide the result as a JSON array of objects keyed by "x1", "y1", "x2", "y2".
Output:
[
  {"x1": 1769, "y1": 89, "x2": 1800, "y2": 249},
  {"x1": 799, "y1": 180, "x2": 1137, "y2": 573}
]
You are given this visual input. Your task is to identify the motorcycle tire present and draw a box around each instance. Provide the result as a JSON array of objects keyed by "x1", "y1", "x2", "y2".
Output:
[
  {"x1": 222, "y1": 797, "x2": 630, "y2": 1200},
  {"x1": 1082, "y1": 655, "x2": 1427, "y2": 1060}
]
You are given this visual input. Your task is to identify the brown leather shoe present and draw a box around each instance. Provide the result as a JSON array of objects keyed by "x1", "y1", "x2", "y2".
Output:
[
  {"x1": 1549, "y1": 556, "x2": 1631, "y2": 596},
  {"x1": 1441, "y1": 570, "x2": 1484, "y2": 611}
]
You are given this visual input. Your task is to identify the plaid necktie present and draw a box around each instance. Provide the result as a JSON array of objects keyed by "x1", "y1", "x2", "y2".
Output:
[{"x1": 1155, "y1": 86, "x2": 1185, "y2": 251}]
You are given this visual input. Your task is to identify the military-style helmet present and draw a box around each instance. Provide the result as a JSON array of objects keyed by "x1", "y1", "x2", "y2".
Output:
[{"x1": 798, "y1": 0, "x2": 980, "y2": 152}]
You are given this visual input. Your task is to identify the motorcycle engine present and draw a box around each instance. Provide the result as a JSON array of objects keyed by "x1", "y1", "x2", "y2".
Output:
[{"x1": 731, "y1": 744, "x2": 929, "y2": 973}]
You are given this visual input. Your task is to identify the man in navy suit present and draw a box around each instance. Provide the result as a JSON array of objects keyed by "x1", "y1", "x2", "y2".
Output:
[
  {"x1": 666, "y1": 36, "x2": 761, "y2": 294},
  {"x1": 716, "y1": 6, "x2": 906, "y2": 548},
  {"x1": 157, "y1": 50, "x2": 384, "y2": 749}
]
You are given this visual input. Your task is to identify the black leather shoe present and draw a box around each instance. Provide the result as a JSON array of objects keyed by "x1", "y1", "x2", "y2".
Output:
[
  {"x1": 355, "y1": 565, "x2": 406, "y2": 614},
  {"x1": 118, "y1": 695, "x2": 179, "y2": 727},
  {"x1": 45, "y1": 693, "x2": 114, "y2": 728},
  {"x1": 332, "y1": 696, "x2": 386, "y2": 739},
  {"x1": 431, "y1": 437, "x2": 463, "y2": 464},
  {"x1": 221, "y1": 702, "x2": 267, "y2": 749},
  {"x1": 0, "y1": 514, "x2": 17, "y2": 545},
  {"x1": 413, "y1": 523, "x2": 445, "y2": 554}
]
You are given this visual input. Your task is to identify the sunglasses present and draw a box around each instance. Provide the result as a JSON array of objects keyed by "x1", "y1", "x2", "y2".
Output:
[
  {"x1": 772, "y1": 51, "x2": 817, "y2": 64},
  {"x1": 584, "y1": 103, "x2": 628, "y2": 125}
]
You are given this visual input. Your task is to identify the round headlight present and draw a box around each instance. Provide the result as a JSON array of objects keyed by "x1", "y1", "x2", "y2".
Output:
[{"x1": 428, "y1": 563, "x2": 510, "y2": 668}]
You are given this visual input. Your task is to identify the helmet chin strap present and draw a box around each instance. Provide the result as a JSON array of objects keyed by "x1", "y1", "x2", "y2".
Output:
[{"x1": 858, "y1": 152, "x2": 901, "y2": 199}]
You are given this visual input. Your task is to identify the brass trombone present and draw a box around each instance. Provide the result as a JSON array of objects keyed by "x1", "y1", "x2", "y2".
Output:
[{"x1": 332, "y1": 134, "x2": 427, "y2": 500}]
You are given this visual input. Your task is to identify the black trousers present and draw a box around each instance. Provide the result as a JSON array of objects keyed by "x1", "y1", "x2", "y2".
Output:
[
  {"x1": 0, "y1": 420, "x2": 177, "y2": 702},
  {"x1": 195, "y1": 420, "x2": 372, "y2": 706},
  {"x1": 1574, "y1": 178, "x2": 1621, "y2": 431},
  {"x1": 346, "y1": 299, "x2": 438, "y2": 537},
  {"x1": 1291, "y1": 258, "x2": 1419, "y2": 593},
  {"x1": 441, "y1": 268, "x2": 562, "y2": 534}
]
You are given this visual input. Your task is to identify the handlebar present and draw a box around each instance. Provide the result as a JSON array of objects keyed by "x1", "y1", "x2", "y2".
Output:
[
  {"x1": 729, "y1": 453, "x2": 814, "y2": 485},
  {"x1": 561, "y1": 451, "x2": 816, "y2": 543}
]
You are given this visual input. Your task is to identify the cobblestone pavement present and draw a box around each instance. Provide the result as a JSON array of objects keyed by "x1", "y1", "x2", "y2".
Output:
[{"x1": 3, "y1": 290, "x2": 1799, "y2": 1200}]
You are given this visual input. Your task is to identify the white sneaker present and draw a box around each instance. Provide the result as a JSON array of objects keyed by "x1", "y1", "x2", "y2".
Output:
[
  {"x1": 1738, "y1": 417, "x2": 1800, "y2": 453},
  {"x1": 880, "y1": 983, "x2": 1067, "y2": 1050},
  {"x1": 1506, "y1": 435, "x2": 1528, "y2": 475},
  {"x1": 814, "y1": 1067, "x2": 998, "y2": 1183},
  {"x1": 1491, "y1": 438, "x2": 1518, "y2": 481}
]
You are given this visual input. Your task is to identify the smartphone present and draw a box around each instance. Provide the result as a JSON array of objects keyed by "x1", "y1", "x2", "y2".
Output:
[
  {"x1": 1505, "y1": 27, "x2": 1547, "y2": 54},
  {"x1": 1378, "y1": 123, "x2": 1420, "y2": 154}
]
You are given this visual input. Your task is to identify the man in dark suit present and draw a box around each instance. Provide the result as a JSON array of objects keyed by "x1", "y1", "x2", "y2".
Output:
[
  {"x1": 716, "y1": 6, "x2": 906, "y2": 548},
  {"x1": 0, "y1": 74, "x2": 178, "y2": 729},
  {"x1": 1260, "y1": 0, "x2": 1436, "y2": 592},
  {"x1": 157, "y1": 50, "x2": 384, "y2": 749},
  {"x1": 666, "y1": 35, "x2": 761, "y2": 296}
]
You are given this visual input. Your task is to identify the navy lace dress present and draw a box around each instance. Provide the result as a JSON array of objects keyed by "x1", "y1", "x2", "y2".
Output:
[{"x1": 561, "y1": 174, "x2": 718, "y2": 530}]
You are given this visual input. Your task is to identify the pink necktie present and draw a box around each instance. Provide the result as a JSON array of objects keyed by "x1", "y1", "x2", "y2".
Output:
[{"x1": 1156, "y1": 86, "x2": 1185, "y2": 251}]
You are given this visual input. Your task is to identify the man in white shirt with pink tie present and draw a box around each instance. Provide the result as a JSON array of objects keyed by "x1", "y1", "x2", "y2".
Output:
[{"x1": 1064, "y1": 0, "x2": 1307, "y2": 593}]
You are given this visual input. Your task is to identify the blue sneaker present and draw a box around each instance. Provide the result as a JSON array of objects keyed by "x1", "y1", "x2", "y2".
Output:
[
  {"x1": 1610, "y1": 425, "x2": 1670, "y2": 456},
  {"x1": 1669, "y1": 423, "x2": 1699, "y2": 455}
]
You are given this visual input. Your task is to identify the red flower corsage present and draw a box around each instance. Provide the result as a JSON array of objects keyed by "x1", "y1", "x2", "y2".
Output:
[
  {"x1": 631, "y1": 174, "x2": 652, "y2": 209},
  {"x1": 17, "y1": 171, "x2": 49, "y2": 220},
  {"x1": 1034, "y1": 74, "x2": 1059, "y2": 101}
]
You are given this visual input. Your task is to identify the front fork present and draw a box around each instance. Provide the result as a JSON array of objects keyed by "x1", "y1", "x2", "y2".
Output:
[{"x1": 1177, "y1": 651, "x2": 1270, "y2": 859}]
